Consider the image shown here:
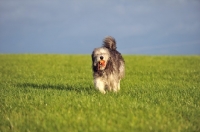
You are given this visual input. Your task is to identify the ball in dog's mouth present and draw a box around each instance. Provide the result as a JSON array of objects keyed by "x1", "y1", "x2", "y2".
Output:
[
  {"x1": 98, "y1": 60, "x2": 106, "y2": 70},
  {"x1": 99, "y1": 60, "x2": 105, "y2": 66}
]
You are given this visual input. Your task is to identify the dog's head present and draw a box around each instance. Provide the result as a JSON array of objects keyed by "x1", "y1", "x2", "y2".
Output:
[{"x1": 92, "y1": 47, "x2": 110, "y2": 71}]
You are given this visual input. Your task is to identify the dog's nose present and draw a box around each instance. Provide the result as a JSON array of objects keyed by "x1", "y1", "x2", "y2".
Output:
[{"x1": 100, "y1": 56, "x2": 104, "y2": 60}]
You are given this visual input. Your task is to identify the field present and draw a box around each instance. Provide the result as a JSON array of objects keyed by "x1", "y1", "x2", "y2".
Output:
[{"x1": 0, "y1": 54, "x2": 200, "y2": 132}]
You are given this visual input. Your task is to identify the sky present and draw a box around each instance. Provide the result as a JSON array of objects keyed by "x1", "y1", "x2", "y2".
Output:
[{"x1": 0, "y1": 0, "x2": 200, "y2": 54}]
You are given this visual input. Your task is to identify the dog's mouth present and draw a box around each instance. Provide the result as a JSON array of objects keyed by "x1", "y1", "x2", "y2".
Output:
[{"x1": 97, "y1": 60, "x2": 106, "y2": 70}]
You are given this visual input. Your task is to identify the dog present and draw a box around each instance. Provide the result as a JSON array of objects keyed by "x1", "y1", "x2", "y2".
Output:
[{"x1": 91, "y1": 36, "x2": 125, "y2": 94}]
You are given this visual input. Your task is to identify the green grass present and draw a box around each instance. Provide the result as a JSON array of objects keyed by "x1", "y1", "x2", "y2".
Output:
[{"x1": 0, "y1": 54, "x2": 200, "y2": 132}]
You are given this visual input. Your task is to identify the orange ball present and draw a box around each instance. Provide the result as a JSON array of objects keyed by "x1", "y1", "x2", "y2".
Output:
[{"x1": 99, "y1": 60, "x2": 105, "y2": 65}]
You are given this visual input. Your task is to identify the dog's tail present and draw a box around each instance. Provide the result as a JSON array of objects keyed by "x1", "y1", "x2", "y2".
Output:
[{"x1": 103, "y1": 36, "x2": 116, "y2": 50}]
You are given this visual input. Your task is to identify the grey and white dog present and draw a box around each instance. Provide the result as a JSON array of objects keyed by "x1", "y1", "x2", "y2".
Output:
[{"x1": 91, "y1": 36, "x2": 125, "y2": 94}]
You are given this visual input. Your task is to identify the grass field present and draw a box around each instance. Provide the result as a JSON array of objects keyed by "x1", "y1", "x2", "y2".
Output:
[{"x1": 0, "y1": 54, "x2": 200, "y2": 132}]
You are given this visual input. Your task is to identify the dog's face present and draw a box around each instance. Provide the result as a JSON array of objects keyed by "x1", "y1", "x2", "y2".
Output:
[{"x1": 92, "y1": 47, "x2": 110, "y2": 71}]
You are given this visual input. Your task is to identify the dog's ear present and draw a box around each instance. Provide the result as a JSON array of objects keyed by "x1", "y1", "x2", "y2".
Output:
[
  {"x1": 91, "y1": 51, "x2": 97, "y2": 66},
  {"x1": 91, "y1": 51, "x2": 94, "y2": 62},
  {"x1": 91, "y1": 52, "x2": 96, "y2": 72},
  {"x1": 92, "y1": 65, "x2": 97, "y2": 72}
]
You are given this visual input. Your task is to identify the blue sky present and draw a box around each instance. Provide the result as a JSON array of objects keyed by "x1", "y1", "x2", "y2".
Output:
[{"x1": 0, "y1": 0, "x2": 200, "y2": 54}]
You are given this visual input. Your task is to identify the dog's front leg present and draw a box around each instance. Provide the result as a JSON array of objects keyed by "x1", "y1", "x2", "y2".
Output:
[{"x1": 94, "y1": 78, "x2": 106, "y2": 94}]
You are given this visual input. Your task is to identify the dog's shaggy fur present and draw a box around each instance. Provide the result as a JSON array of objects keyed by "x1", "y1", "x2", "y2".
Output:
[{"x1": 91, "y1": 36, "x2": 125, "y2": 94}]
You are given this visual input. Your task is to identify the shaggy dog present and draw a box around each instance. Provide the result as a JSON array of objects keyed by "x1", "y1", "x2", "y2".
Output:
[{"x1": 91, "y1": 36, "x2": 125, "y2": 94}]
